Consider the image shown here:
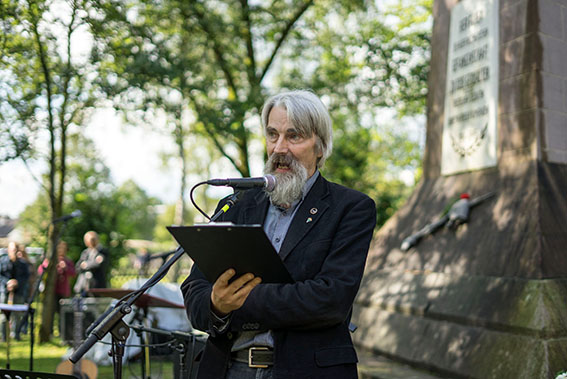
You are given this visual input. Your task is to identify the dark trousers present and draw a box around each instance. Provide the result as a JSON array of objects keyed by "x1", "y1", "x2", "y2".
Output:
[{"x1": 225, "y1": 361, "x2": 273, "y2": 379}]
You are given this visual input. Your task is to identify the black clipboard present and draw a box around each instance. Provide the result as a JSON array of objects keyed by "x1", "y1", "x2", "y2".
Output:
[{"x1": 167, "y1": 224, "x2": 294, "y2": 284}]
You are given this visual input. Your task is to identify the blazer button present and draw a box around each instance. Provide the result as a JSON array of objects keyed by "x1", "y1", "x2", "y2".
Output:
[{"x1": 227, "y1": 332, "x2": 233, "y2": 339}]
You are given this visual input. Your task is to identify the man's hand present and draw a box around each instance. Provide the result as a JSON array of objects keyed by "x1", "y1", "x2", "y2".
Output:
[{"x1": 211, "y1": 269, "x2": 262, "y2": 317}]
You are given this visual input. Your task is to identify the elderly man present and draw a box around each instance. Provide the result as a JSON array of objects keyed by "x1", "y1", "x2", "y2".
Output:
[{"x1": 182, "y1": 90, "x2": 376, "y2": 379}]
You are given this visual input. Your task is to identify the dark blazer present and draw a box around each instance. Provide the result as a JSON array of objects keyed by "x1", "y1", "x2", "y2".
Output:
[{"x1": 181, "y1": 174, "x2": 376, "y2": 379}]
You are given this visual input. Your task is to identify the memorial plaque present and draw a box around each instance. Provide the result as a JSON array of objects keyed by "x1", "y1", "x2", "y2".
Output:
[{"x1": 442, "y1": 0, "x2": 499, "y2": 175}]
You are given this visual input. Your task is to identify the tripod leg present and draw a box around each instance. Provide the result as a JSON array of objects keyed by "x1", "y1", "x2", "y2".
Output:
[
  {"x1": 144, "y1": 330, "x2": 151, "y2": 378},
  {"x1": 5, "y1": 312, "x2": 11, "y2": 369},
  {"x1": 110, "y1": 319, "x2": 130, "y2": 379},
  {"x1": 29, "y1": 307, "x2": 35, "y2": 371}
]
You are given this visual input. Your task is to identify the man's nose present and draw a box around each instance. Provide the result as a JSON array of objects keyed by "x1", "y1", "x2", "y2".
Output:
[{"x1": 273, "y1": 136, "x2": 289, "y2": 153}]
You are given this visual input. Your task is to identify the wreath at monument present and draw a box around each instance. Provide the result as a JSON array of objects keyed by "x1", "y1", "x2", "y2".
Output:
[{"x1": 449, "y1": 122, "x2": 488, "y2": 157}]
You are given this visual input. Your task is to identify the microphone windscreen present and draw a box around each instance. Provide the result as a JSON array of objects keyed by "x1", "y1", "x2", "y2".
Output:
[{"x1": 265, "y1": 175, "x2": 277, "y2": 192}]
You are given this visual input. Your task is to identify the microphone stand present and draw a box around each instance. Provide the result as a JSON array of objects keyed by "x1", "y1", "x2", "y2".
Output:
[
  {"x1": 129, "y1": 323, "x2": 202, "y2": 379},
  {"x1": 70, "y1": 189, "x2": 243, "y2": 378}
]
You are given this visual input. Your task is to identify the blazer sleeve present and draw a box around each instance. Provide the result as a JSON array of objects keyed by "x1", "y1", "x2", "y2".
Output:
[
  {"x1": 228, "y1": 194, "x2": 376, "y2": 331},
  {"x1": 181, "y1": 187, "x2": 376, "y2": 333}
]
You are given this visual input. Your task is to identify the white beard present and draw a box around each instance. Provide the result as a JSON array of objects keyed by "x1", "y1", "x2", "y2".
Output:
[{"x1": 263, "y1": 153, "x2": 309, "y2": 208}]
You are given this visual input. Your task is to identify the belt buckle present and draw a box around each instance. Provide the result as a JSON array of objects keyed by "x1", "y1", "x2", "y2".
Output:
[{"x1": 249, "y1": 346, "x2": 270, "y2": 368}]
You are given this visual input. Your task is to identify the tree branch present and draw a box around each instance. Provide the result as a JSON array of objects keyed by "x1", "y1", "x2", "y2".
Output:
[
  {"x1": 187, "y1": 0, "x2": 238, "y2": 95},
  {"x1": 188, "y1": 94, "x2": 245, "y2": 176},
  {"x1": 240, "y1": 0, "x2": 257, "y2": 84},
  {"x1": 29, "y1": 0, "x2": 57, "y2": 215},
  {"x1": 204, "y1": 124, "x2": 246, "y2": 177},
  {"x1": 259, "y1": 0, "x2": 314, "y2": 82},
  {"x1": 57, "y1": 0, "x2": 80, "y2": 215}
]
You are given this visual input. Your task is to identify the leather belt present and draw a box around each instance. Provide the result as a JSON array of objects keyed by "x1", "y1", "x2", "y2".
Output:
[{"x1": 232, "y1": 347, "x2": 274, "y2": 368}]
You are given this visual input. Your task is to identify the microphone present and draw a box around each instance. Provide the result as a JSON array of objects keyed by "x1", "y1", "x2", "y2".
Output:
[
  {"x1": 52, "y1": 210, "x2": 82, "y2": 223},
  {"x1": 206, "y1": 175, "x2": 277, "y2": 192}
]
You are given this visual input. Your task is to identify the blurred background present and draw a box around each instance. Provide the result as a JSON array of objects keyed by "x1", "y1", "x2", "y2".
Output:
[{"x1": 0, "y1": 0, "x2": 432, "y2": 344}]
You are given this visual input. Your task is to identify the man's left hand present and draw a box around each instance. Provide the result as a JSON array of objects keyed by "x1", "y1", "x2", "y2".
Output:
[{"x1": 210, "y1": 269, "x2": 262, "y2": 317}]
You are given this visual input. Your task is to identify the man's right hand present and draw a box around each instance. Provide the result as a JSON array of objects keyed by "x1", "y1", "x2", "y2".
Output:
[{"x1": 211, "y1": 269, "x2": 262, "y2": 317}]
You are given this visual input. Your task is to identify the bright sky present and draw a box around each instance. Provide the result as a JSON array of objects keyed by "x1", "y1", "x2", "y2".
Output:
[
  {"x1": 0, "y1": 108, "x2": 181, "y2": 219},
  {"x1": 0, "y1": 106, "x2": 262, "y2": 219}
]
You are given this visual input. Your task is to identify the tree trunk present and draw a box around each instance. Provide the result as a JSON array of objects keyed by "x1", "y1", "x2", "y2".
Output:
[
  {"x1": 39, "y1": 226, "x2": 59, "y2": 342},
  {"x1": 171, "y1": 120, "x2": 187, "y2": 282}
]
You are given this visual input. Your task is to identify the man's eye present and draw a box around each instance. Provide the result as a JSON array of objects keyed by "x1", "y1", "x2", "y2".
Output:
[{"x1": 288, "y1": 133, "x2": 302, "y2": 142}]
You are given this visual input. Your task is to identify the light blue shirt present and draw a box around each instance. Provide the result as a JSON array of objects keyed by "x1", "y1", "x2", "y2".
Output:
[
  {"x1": 230, "y1": 171, "x2": 320, "y2": 351},
  {"x1": 263, "y1": 171, "x2": 319, "y2": 253}
]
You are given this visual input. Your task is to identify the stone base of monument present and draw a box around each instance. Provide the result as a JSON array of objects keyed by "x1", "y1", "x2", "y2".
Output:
[
  {"x1": 352, "y1": 161, "x2": 567, "y2": 378},
  {"x1": 354, "y1": 271, "x2": 567, "y2": 378},
  {"x1": 357, "y1": 350, "x2": 446, "y2": 379}
]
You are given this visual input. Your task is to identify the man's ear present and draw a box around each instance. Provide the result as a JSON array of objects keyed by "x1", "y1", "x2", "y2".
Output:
[{"x1": 315, "y1": 136, "x2": 323, "y2": 157}]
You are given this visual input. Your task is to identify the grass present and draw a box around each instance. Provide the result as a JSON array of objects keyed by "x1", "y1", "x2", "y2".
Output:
[
  {"x1": 0, "y1": 272, "x2": 192, "y2": 378},
  {"x1": 0, "y1": 327, "x2": 176, "y2": 378}
]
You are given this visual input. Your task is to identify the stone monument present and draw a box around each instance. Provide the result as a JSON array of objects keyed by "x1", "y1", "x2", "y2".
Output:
[{"x1": 353, "y1": 0, "x2": 567, "y2": 377}]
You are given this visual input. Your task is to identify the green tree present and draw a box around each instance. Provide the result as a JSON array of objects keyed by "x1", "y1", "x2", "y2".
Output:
[
  {"x1": 275, "y1": 0, "x2": 431, "y2": 225},
  {"x1": 86, "y1": 0, "x2": 367, "y2": 173},
  {"x1": 83, "y1": 0, "x2": 338, "y2": 227},
  {"x1": 1, "y1": 0, "x2": 101, "y2": 341},
  {"x1": 19, "y1": 135, "x2": 159, "y2": 263},
  {"x1": 86, "y1": 0, "x2": 431, "y2": 227}
]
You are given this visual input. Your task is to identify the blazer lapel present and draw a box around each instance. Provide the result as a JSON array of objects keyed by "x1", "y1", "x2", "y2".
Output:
[
  {"x1": 279, "y1": 175, "x2": 330, "y2": 261},
  {"x1": 242, "y1": 190, "x2": 270, "y2": 225}
]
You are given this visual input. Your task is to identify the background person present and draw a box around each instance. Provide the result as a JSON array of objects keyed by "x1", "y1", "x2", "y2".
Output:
[
  {"x1": 0, "y1": 241, "x2": 30, "y2": 340},
  {"x1": 74, "y1": 231, "x2": 108, "y2": 295},
  {"x1": 38, "y1": 240, "x2": 76, "y2": 335},
  {"x1": 14, "y1": 244, "x2": 34, "y2": 336}
]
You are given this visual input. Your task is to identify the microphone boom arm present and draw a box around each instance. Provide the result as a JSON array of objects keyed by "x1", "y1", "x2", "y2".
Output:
[{"x1": 69, "y1": 246, "x2": 187, "y2": 365}]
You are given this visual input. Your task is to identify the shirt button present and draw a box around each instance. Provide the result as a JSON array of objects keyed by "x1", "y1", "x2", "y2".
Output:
[{"x1": 275, "y1": 237, "x2": 280, "y2": 243}]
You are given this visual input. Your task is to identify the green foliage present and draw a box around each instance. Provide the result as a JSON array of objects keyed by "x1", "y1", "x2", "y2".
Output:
[
  {"x1": 18, "y1": 136, "x2": 158, "y2": 268},
  {"x1": 275, "y1": 0, "x2": 431, "y2": 226},
  {"x1": 1, "y1": 0, "x2": 99, "y2": 162},
  {"x1": 5, "y1": 0, "x2": 432, "y2": 252},
  {"x1": 153, "y1": 203, "x2": 180, "y2": 245},
  {"x1": 5, "y1": 332, "x2": 175, "y2": 376},
  {"x1": 84, "y1": 0, "x2": 432, "y2": 228},
  {"x1": 85, "y1": 0, "x2": 375, "y2": 178}
]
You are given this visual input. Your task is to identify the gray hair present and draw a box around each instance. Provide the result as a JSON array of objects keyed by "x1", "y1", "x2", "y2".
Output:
[{"x1": 261, "y1": 90, "x2": 333, "y2": 168}]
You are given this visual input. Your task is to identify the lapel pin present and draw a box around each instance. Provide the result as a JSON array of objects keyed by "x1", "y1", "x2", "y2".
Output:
[
  {"x1": 306, "y1": 217, "x2": 313, "y2": 223},
  {"x1": 310, "y1": 208, "x2": 318, "y2": 215}
]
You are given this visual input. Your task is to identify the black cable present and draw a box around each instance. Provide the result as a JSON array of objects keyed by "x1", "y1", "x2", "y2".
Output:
[
  {"x1": 95, "y1": 339, "x2": 175, "y2": 349},
  {"x1": 190, "y1": 181, "x2": 211, "y2": 221}
]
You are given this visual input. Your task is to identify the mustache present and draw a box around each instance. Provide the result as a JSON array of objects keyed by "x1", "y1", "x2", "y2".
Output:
[{"x1": 269, "y1": 153, "x2": 296, "y2": 169}]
